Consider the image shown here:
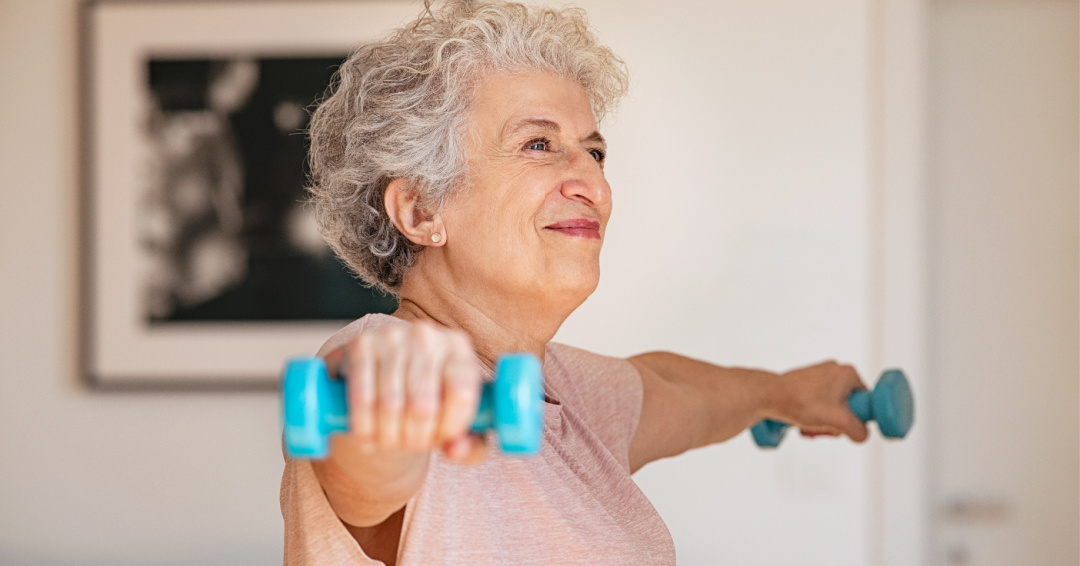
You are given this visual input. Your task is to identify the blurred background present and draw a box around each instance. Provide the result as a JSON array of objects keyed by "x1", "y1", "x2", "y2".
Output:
[{"x1": 0, "y1": 0, "x2": 1076, "y2": 564}]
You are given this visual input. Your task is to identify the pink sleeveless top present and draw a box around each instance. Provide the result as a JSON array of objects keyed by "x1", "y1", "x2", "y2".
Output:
[{"x1": 280, "y1": 314, "x2": 675, "y2": 565}]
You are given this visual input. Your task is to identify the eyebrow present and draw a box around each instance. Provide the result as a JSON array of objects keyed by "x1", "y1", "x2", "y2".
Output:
[{"x1": 504, "y1": 117, "x2": 606, "y2": 146}]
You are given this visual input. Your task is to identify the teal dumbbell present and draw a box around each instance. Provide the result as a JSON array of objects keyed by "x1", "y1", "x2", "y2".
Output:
[
  {"x1": 283, "y1": 353, "x2": 543, "y2": 459},
  {"x1": 751, "y1": 369, "x2": 914, "y2": 448}
]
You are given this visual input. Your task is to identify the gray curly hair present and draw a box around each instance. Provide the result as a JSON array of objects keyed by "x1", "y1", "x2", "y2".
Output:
[{"x1": 306, "y1": 0, "x2": 629, "y2": 295}]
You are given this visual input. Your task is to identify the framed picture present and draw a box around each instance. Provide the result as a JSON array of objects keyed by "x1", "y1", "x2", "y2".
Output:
[{"x1": 81, "y1": 0, "x2": 421, "y2": 389}]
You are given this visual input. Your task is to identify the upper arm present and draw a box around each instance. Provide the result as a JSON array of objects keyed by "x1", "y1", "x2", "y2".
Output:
[{"x1": 627, "y1": 354, "x2": 706, "y2": 473}]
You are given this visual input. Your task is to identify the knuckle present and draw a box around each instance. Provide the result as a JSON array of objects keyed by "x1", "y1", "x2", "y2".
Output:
[
  {"x1": 353, "y1": 427, "x2": 375, "y2": 443},
  {"x1": 379, "y1": 389, "x2": 404, "y2": 410},
  {"x1": 413, "y1": 406, "x2": 438, "y2": 424},
  {"x1": 383, "y1": 325, "x2": 406, "y2": 345},
  {"x1": 377, "y1": 419, "x2": 399, "y2": 438},
  {"x1": 412, "y1": 342, "x2": 435, "y2": 369},
  {"x1": 346, "y1": 335, "x2": 363, "y2": 354},
  {"x1": 353, "y1": 386, "x2": 375, "y2": 405},
  {"x1": 448, "y1": 329, "x2": 472, "y2": 350},
  {"x1": 340, "y1": 344, "x2": 359, "y2": 371},
  {"x1": 444, "y1": 372, "x2": 477, "y2": 400},
  {"x1": 410, "y1": 392, "x2": 439, "y2": 418},
  {"x1": 408, "y1": 324, "x2": 429, "y2": 348},
  {"x1": 351, "y1": 416, "x2": 374, "y2": 439},
  {"x1": 352, "y1": 335, "x2": 371, "y2": 359},
  {"x1": 412, "y1": 376, "x2": 439, "y2": 401}
]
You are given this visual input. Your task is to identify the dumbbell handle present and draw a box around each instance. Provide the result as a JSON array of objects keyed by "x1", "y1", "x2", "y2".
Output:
[
  {"x1": 751, "y1": 369, "x2": 913, "y2": 448},
  {"x1": 283, "y1": 353, "x2": 543, "y2": 459}
]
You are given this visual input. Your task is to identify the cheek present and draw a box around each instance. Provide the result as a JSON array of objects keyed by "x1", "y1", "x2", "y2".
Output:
[
  {"x1": 443, "y1": 194, "x2": 530, "y2": 266},
  {"x1": 487, "y1": 182, "x2": 550, "y2": 242},
  {"x1": 448, "y1": 163, "x2": 556, "y2": 252},
  {"x1": 457, "y1": 198, "x2": 532, "y2": 245}
]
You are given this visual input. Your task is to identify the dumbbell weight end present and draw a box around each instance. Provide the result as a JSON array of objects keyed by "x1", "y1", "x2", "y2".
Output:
[
  {"x1": 750, "y1": 369, "x2": 914, "y2": 448},
  {"x1": 283, "y1": 353, "x2": 543, "y2": 459}
]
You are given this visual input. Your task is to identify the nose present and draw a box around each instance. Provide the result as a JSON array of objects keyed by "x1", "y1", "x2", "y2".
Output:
[{"x1": 559, "y1": 149, "x2": 611, "y2": 208}]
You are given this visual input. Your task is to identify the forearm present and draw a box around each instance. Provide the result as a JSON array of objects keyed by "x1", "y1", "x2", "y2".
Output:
[
  {"x1": 310, "y1": 437, "x2": 430, "y2": 527},
  {"x1": 630, "y1": 351, "x2": 786, "y2": 450},
  {"x1": 630, "y1": 352, "x2": 869, "y2": 471}
]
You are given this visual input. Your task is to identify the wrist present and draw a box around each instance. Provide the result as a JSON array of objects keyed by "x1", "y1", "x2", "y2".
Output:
[
  {"x1": 312, "y1": 439, "x2": 431, "y2": 526},
  {"x1": 754, "y1": 370, "x2": 793, "y2": 423},
  {"x1": 327, "y1": 437, "x2": 430, "y2": 492}
]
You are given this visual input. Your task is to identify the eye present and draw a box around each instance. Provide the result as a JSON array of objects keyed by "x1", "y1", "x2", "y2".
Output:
[
  {"x1": 589, "y1": 148, "x2": 606, "y2": 163},
  {"x1": 526, "y1": 138, "x2": 549, "y2": 152}
]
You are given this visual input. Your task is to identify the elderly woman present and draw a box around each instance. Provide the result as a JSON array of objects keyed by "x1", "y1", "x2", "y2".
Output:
[{"x1": 280, "y1": 1, "x2": 868, "y2": 564}]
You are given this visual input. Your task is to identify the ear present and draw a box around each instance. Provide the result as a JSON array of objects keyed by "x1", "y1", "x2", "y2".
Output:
[{"x1": 384, "y1": 178, "x2": 446, "y2": 247}]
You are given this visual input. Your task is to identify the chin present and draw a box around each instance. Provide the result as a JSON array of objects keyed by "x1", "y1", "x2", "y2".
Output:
[{"x1": 551, "y1": 264, "x2": 601, "y2": 299}]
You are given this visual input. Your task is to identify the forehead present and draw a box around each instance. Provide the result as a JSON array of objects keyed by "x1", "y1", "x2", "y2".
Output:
[{"x1": 467, "y1": 71, "x2": 598, "y2": 138}]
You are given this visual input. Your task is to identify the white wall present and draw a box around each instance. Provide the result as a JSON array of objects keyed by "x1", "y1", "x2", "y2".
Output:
[{"x1": 0, "y1": 0, "x2": 923, "y2": 564}]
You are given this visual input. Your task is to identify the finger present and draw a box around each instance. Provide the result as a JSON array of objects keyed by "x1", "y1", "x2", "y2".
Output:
[
  {"x1": 800, "y1": 426, "x2": 841, "y2": 437},
  {"x1": 459, "y1": 436, "x2": 488, "y2": 465},
  {"x1": 344, "y1": 334, "x2": 377, "y2": 451},
  {"x1": 376, "y1": 326, "x2": 407, "y2": 450},
  {"x1": 791, "y1": 358, "x2": 837, "y2": 375},
  {"x1": 435, "y1": 330, "x2": 481, "y2": 443},
  {"x1": 841, "y1": 409, "x2": 869, "y2": 442},
  {"x1": 441, "y1": 435, "x2": 488, "y2": 465},
  {"x1": 835, "y1": 364, "x2": 870, "y2": 442},
  {"x1": 402, "y1": 324, "x2": 444, "y2": 451},
  {"x1": 838, "y1": 363, "x2": 868, "y2": 393},
  {"x1": 441, "y1": 436, "x2": 469, "y2": 461},
  {"x1": 323, "y1": 347, "x2": 345, "y2": 379}
]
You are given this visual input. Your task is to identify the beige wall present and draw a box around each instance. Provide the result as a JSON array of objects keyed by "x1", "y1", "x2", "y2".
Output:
[
  {"x1": 928, "y1": 1, "x2": 1079, "y2": 564},
  {"x1": 0, "y1": 2, "x2": 284, "y2": 563}
]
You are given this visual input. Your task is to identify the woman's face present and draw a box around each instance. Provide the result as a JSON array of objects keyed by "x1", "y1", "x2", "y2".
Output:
[{"x1": 438, "y1": 71, "x2": 612, "y2": 312}]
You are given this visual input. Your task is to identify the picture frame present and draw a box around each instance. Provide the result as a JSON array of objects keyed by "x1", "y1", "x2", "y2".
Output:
[{"x1": 80, "y1": 0, "x2": 420, "y2": 389}]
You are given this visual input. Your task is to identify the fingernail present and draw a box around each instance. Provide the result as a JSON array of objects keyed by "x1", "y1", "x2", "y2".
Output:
[{"x1": 446, "y1": 438, "x2": 465, "y2": 460}]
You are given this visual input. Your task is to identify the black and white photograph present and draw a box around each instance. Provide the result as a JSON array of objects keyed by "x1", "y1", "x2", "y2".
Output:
[
  {"x1": 140, "y1": 55, "x2": 395, "y2": 324},
  {"x1": 82, "y1": 1, "x2": 419, "y2": 387}
]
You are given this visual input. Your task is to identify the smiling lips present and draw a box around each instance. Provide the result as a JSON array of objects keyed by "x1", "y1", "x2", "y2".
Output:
[{"x1": 545, "y1": 218, "x2": 601, "y2": 239}]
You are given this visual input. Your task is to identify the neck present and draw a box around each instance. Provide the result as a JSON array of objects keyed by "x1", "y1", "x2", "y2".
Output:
[{"x1": 392, "y1": 259, "x2": 579, "y2": 369}]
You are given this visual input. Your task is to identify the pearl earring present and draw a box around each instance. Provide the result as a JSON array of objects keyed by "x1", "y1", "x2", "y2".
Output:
[{"x1": 431, "y1": 232, "x2": 443, "y2": 243}]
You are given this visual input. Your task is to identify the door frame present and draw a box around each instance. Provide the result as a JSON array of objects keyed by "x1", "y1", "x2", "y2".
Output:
[{"x1": 867, "y1": 1, "x2": 931, "y2": 564}]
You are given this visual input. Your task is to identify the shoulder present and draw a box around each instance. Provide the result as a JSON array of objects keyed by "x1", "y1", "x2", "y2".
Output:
[
  {"x1": 545, "y1": 343, "x2": 643, "y2": 412},
  {"x1": 544, "y1": 343, "x2": 644, "y2": 467},
  {"x1": 316, "y1": 313, "x2": 407, "y2": 357},
  {"x1": 545, "y1": 343, "x2": 638, "y2": 384}
]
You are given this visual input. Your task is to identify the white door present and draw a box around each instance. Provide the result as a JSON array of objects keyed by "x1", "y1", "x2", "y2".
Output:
[{"x1": 929, "y1": 2, "x2": 1079, "y2": 565}]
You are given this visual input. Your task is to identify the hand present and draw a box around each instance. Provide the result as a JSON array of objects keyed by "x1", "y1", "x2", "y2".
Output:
[
  {"x1": 778, "y1": 360, "x2": 869, "y2": 442},
  {"x1": 323, "y1": 322, "x2": 487, "y2": 464}
]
